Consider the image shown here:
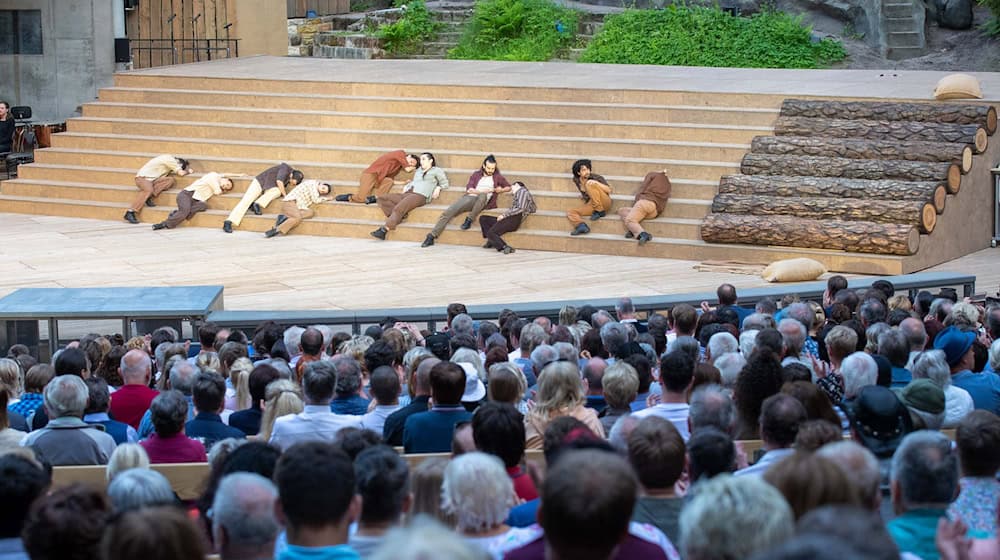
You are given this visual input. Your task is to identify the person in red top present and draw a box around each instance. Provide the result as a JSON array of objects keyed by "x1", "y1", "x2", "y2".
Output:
[
  {"x1": 472, "y1": 402, "x2": 539, "y2": 501},
  {"x1": 140, "y1": 390, "x2": 208, "y2": 464},
  {"x1": 336, "y1": 150, "x2": 418, "y2": 204},
  {"x1": 109, "y1": 349, "x2": 159, "y2": 429}
]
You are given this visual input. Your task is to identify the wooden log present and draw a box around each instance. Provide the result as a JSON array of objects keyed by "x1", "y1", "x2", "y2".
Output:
[
  {"x1": 750, "y1": 136, "x2": 973, "y2": 174},
  {"x1": 711, "y1": 194, "x2": 937, "y2": 234},
  {"x1": 780, "y1": 99, "x2": 998, "y2": 135},
  {"x1": 774, "y1": 116, "x2": 988, "y2": 153},
  {"x1": 717, "y1": 175, "x2": 947, "y2": 213},
  {"x1": 700, "y1": 213, "x2": 920, "y2": 256},
  {"x1": 740, "y1": 154, "x2": 962, "y2": 194}
]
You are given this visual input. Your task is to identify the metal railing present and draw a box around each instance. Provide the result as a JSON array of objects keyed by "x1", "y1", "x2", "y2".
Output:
[{"x1": 129, "y1": 38, "x2": 240, "y2": 68}]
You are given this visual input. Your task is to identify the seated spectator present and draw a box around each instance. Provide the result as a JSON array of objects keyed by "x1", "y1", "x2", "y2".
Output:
[
  {"x1": 8, "y1": 363, "x2": 51, "y2": 421},
  {"x1": 361, "y1": 366, "x2": 403, "y2": 436},
  {"x1": 797, "y1": 505, "x2": 905, "y2": 560},
  {"x1": 733, "y1": 350, "x2": 784, "y2": 439},
  {"x1": 269, "y1": 361, "x2": 361, "y2": 451},
  {"x1": 83, "y1": 377, "x2": 137, "y2": 445},
  {"x1": 487, "y1": 362, "x2": 528, "y2": 414},
  {"x1": 714, "y1": 351, "x2": 745, "y2": 389},
  {"x1": 679, "y1": 475, "x2": 793, "y2": 560},
  {"x1": 689, "y1": 384, "x2": 735, "y2": 435},
  {"x1": 472, "y1": 402, "x2": 538, "y2": 501},
  {"x1": 409, "y1": 457, "x2": 455, "y2": 528},
  {"x1": 582, "y1": 358, "x2": 608, "y2": 413},
  {"x1": 404, "y1": 362, "x2": 473, "y2": 453},
  {"x1": 599, "y1": 361, "x2": 638, "y2": 434},
  {"x1": 140, "y1": 390, "x2": 208, "y2": 464},
  {"x1": 22, "y1": 484, "x2": 111, "y2": 560},
  {"x1": 888, "y1": 431, "x2": 960, "y2": 559},
  {"x1": 780, "y1": 381, "x2": 840, "y2": 426},
  {"x1": 105, "y1": 443, "x2": 150, "y2": 481},
  {"x1": 185, "y1": 371, "x2": 246, "y2": 452},
  {"x1": 442, "y1": 452, "x2": 532, "y2": 558},
  {"x1": 228, "y1": 363, "x2": 281, "y2": 436},
  {"x1": 255, "y1": 379, "x2": 303, "y2": 443},
  {"x1": 212, "y1": 473, "x2": 281, "y2": 560},
  {"x1": 686, "y1": 427, "x2": 736, "y2": 483},
  {"x1": 816, "y1": 326, "x2": 858, "y2": 404},
  {"x1": 109, "y1": 349, "x2": 159, "y2": 429},
  {"x1": 330, "y1": 357, "x2": 372, "y2": 415},
  {"x1": 106, "y1": 468, "x2": 175, "y2": 513},
  {"x1": 137, "y1": 359, "x2": 198, "y2": 439},
  {"x1": 816, "y1": 441, "x2": 882, "y2": 511},
  {"x1": 911, "y1": 349, "x2": 975, "y2": 428},
  {"x1": 383, "y1": 358, "x2": 437, "y2": 446},
  {"x1": 847, "y1": 385, "x2": 913, "y2": 461},
  {"x1": 878, "y1": 329, "x2": 912, "y2": 388},
  {"x1": 948, "y1": 410, "x2": 1000, "y2": 538},
  {"x1": 626, "y1": 354, "x2": 655, "y2": 412},
  {"x1": 524, "y1": 361, "x2": 604, "y2": 449},
  {"x1": 23, "y1": 375, "x2": 117, "y2": 466},
  {"x1": 633, "y1": 350, "x2": 695, "y2": 440},
  {"x1": 100, "y1": 506, "x2": 207, "y2": 560},
  {"x1": 935, "y1": 326, "x2": 1000, "y2": 414},
  {"x1": 792, "y1": 419, "x2": 841, "y2": 452},
  {"x1": 0, "y1": 392, "x2": 25, "y2": 453},
  {"x1": 747, "y1": 534, "x2": 860, "y2": 560},
  {"x1": 452, "y1": 420, "x2": 476, "y2": 456},
  {"x1": 763, "y1": 451, "x2": 861, "y2": 520},
  {"x1": 736, "y1": 394, "x2": 806, "y2": 477},
  {"x1": 0, "y1": 453, "x2": 49, "y2": 560},
  {"x1": 369, "y1": 518, "x2": 484, "y2": 560},
  {"x1": 504, "y1": 449, "x2": 679, "y2": 560},
  {"x1": 895, "y1": 378, "x2": 946, "y2": 430},
  {"x1": 349, "y1": 446, "x2": 410, "y2": 556},
  {"x1": 628, "y1": 416, "x2": 685, "y2": 546},
  {"x1": 273, "y1": 442, "x2": 361, "y2": 560}
]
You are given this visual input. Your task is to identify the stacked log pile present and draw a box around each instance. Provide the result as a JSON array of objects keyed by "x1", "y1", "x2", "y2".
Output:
[{"x1": 701, "y1": 99, "x2": 997, "y2": 256}]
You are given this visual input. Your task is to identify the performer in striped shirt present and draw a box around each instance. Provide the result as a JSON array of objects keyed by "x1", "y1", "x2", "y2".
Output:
[
  {"x1": 479, "y1": 181, "x2": 536, "y2": 254},
  {"x1": 264, "y1": 179, "x2": 332, "y2": 238}
]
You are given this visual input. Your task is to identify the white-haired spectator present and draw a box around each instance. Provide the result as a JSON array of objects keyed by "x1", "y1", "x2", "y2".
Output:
[
  {"x1": 22, "y1": 375, "x2": 117, "y2": 465},
  {"x1": 714, "y1": 352, "x2": 745, "y2": 389},
  {"x1": 600, "y1": 362, "x2": 638, "y2": 434},
  {"x1": 841, "y1": 352, "x2": 878, "y2": 401},
  {"x1": 680, "y1": 474, "x2": 794, "y2": 560},
  {"x1": 706, "y1": 333, "x2": 737, "y2": 364},
  {"x1": 105, "y1": 443, "x2": 150, "y2": 481},
  {"x1": 911, "y1": 349, "x2": 974, "y2": 428},
  {"x1": 667, "y1": 336, "x2": 700, "y2": 365},
  {"x1": 283, "y1": 326, "x2": 305, "y2": 364},
  {"x1": 739, "y1": 330, "x2": 758, "y2": 358},
  {"x1": 369, "y1": 518, "x2": 485, "y2": 560},
  {"x1": 864, "y1": 323, "x2": 891, "y2": 355},
  {"x1": 900, "y1": 318, "x2": 928, "y2": 368},
  {"x1": 777, "y1": 318, "x2": 813, "y2": 376},
  {"x1": 441, "y1": 452, "x2": 532, "y2": 558},
  {"x1": 107, "y1": 468, "x2": 175, "y2": 513},
  {"x1": 742, "y1": 313, "x2": 776, "y2": 332},
  {"x1": 213, "y1": 473, "x2": 280, "y2": 560},
  {"x1": 689, "y1": 384, "x2": 735, "y2": 435}
]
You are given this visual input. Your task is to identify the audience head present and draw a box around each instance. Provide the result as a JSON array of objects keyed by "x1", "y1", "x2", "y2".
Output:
[
  {"x1": 797, "y1": 505, "x2": 903, "y2": 560},
  {"x1": 274, "y1": 442, "x2": 360, "y2": 540},
  {"x1": 780, "y1": 381, "x2": 839, "y2": 425},
  {"x1": 689, "y1": 384, "x2": 735, "y2": 434},
  {"x1": 760, "y1": 393, "x2": 807, "y2": 448},
  {"x1": 472, "y1": 401, "x2": 525, "y2": 469},
  {"x1": 848, "y1": 385, "x2": 912, "y2": 458},
  {"x1": 714, "y1": 352, "x2": 746, "y2": 389},
  {"x1": 841, "y1": 352, "x2": 878, "y2": 400},
  {"x1": 0, "y1": 453, "x2": 50, "y2": 540},
  {"x1": 532, "y1": 361, "x2": 583, "y2": 418},
  {"x1": 429, "y1": 361, "x2": 466, "y2": 406},
  {"x1": 54, "y1": 347, "x2": 90, "y2": 378},
  {"x1": 302, "y1": 360, "x2": 338, "y2": 404},
  {"x1": 100, "y1": 506, "x2": 206, "y2": 560},
  {"x1": 793, "y1": 419, "x2": 842, "y2": 451},
  {"x1": 443, "y1": 452, "x2": 516, "y2": 533},
  {"x1": 763, "y1": 451, "x2": 861, "y2": 520},
  {"x1": 602, "y1": 361, "x2": 639, "y2": 411},
  {"x1": 955, "y1": 410, "x2": 1000, "y2": 478},
  {"x1": 107, "y1": 468, "x2": 175, "y2": 513},
  {"x1": 817, "y1": 440, "x2": 882, "y2": 510},
  {"x1": 370, "y1": 365, "x2": 401, "y2": 405},
  {"x1": 628, "y1": 416, "x2": 686, "y2": 491},
  {"x1": 369, "y1": 518, "x2": 482, "y2": 560},
  {"x1": 933, "y1": 325, "x2": 976, "y2": 371},
  {"x1": 192, "y1": 370, "x2": 226, "y2": 414},
  {"x1": 354, "y1": 445, "x2": 411, "y2": 527},
  {"x1": 149, "y1": 390, "x2": 189, "y2": 438},
  {"x1": 106, "y1": 443, "x2": 150, "y2": 481},
  {"x1": 409, "y1": 457, "x2": 455, "y2": 527},
  {"x1": 44, "y1": 374, "x2": 88, "y2": 419},
  {"x1": 734, "y1": 350, "x2": 784, "y2": 438},
  {"x1": 486, "y1": 362, "x2": 526, "y2": 405},
  {"x1": 660, "y1": 349, "x2": 695, "y2": 394},
  {"x1": 23, "y1": 484, "x2": 110, "y2": 560},
  {"x1": 330, "y1": 356, "x2": 363, "y2": 398},
  {"x1": 212, "y1": 472, "x2": 280, "y2": 560},
  {"x1": 824, "y1": 325, "x2": 858, "y2": 364},
  {"x1": 890, "y1": 430, "x2": 959, "y2": 514}
]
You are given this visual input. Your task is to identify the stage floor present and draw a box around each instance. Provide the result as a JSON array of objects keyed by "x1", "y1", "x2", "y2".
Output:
[
  {"x1": 128, "y1": 55, "x2": 1000, "y2": 102},
  {"x1": 0, "y1": 213, "x2": 996, "y2": 312}
]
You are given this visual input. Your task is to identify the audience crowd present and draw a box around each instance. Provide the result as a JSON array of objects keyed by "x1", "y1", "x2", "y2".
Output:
[{"x1": 1, "y1": 280, "x2": 1000, "y2": 560}]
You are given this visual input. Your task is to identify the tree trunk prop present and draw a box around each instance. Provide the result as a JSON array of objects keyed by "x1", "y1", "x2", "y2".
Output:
[
  {"x1": 750, "y1": 136, "x2": 973, "y2": 173},
  {"x1": 740, "y1": 153, "x2": 962, "y2": 193},
  {"x1": 717, "y1": 174, "x2": 947, "y2": 213},
  {"x1": 700, "y1": 213, "x2": 920, "y2": 255},
  {"x1": 711, "y1": 193, "x2": 937, "y2": 233},
  {"x1": 779, "y1": 99, "x2": 997, "y2": 135},
  {"x1": 774, "y1": 116, "x2": 988, "y2": 153}
]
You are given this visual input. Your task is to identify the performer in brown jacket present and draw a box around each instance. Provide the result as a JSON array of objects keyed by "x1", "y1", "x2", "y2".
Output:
[
  {"x1": 617, "y1": 170, "x2": 672, "y2": 245},
  {"x1": 124, "y1": 155, "x2": 191, "y2": 224},
  {"x1": 335, "y1": 150, "x2": 418, "y2": 204}
]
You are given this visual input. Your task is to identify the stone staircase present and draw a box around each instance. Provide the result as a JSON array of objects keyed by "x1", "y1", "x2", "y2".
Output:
[{"x1": 881, "y1": 0, "x2": 926, "y2": 60}]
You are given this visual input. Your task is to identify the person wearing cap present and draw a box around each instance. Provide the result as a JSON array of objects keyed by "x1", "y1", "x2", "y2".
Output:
[
  {"x1": 735, "y1": 394, "x2": 806, "y2": 477},
  {"x1": 402, "y1": 362, "x2": 473, "y2": 453},
  {"x1": 452, "y1": 359, "x2": 487, "y2": 412},
  {"x1": 894, "y1": 379, "x2": 946, "y2": 430},
  {"x1": 935, "y1": 326, "x2": 1000, "y2": 415},
  {"x1": 887, "y1": 430, "x2": 960, "y2": 560}
]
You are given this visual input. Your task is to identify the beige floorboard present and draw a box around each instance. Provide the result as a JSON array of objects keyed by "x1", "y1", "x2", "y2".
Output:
[{"x1": 0, "y1": 213, "x2": 995, "y2": 313}]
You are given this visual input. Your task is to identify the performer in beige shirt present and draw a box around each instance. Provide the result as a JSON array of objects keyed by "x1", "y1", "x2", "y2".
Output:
[
  {"x1": 152, "y1": 172, "x2": 238, "y2": 230},
  {"x1": 264, "y1": 180, "x2": 332, "y2": 237},
  {"x1": 124, "y1": 154, "x2": 191, "y2": 224}
]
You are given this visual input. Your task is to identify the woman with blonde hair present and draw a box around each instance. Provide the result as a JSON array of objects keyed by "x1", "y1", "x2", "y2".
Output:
[
  {"x1": 225, "y1": 357, "x2": 254, "y2": 411},
  {"x1": 106, "y1": 443, "x2": 151, "y2": 481},
  {"x1": 408, "y1": 457, "x2": 455, "y2": 528},
  {"x1": 337, "y1": 335, "x2": 375, "y2": 365},
  {"x1": 196, "y1": 351, "x2": 221, "y2": 375},
  {"x1": 254, "y1": 379, "x2": 304, "y2": 442},
  {"x1": 524, "y1": 361, "x2": 604, "y2": 449},
  {"x1": 0, "y1": 357, "x2": 23, "y2": 403}
]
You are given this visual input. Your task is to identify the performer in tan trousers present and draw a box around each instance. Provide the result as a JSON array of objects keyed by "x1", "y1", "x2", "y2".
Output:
[
  {"x1": 124, "y1": 155, "x2": 191, "y2": 224},
  {"x1": 335, "y1": 150, "x2": 418, "y2": 204},
  {"x1": 566, "y1": 159, "x2": 612, "y2": 236},
  {"x1": 223, "y1": 163, "x2": 302, "y2": 233},
  {"x1": 617, "y1": 170, "x2": 671, "y2": 246},
  {"x1": 264, "y1": 180, "x2": 332, "y2": 237}
]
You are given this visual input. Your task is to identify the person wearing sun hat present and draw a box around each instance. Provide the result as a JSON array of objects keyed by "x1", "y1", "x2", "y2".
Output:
[
  {"x1": 935, "y1": 326, "x2": 1000, "y2": 415},
  {"x1": 894, "y1": 379, "x2": 946, "y2": 430}
]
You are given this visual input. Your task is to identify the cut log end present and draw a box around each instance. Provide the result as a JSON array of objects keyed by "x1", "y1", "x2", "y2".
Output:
[
  {"x1": 961, "y1": 145, "x2": 973, "y2": 174},
  {"x1": 932, "y1": 185, "x2": 947, "y2": 213},
  {"x1": 988, "y1": 106, "x2": 997, "y2": 135},
  {"x1": 947, "y1": 164, "x2": 961, "y2": 194},
  {"x1": 907, "y1": 227, "x2": 921, "y2": 254},
  {"x1": 975, "y1": 128, "x2": 988, "y2": 153},
  {"x1": 921, "y1": 202, "x2": 937, "y2": 234}
]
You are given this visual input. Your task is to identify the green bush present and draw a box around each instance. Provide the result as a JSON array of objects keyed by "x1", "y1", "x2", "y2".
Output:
[
  {"x1": 980, "y1": 0, "x2": 1000, "y2": 36},
  {"x1": 448, "y1": 0, "x2": 580, "y2": 61},
  {"x1": 377, "y1": 0, "x2": 441, "y2": 55},
  {"x1": 580, "y1": 6, "x2": 846, "y2": 69}
]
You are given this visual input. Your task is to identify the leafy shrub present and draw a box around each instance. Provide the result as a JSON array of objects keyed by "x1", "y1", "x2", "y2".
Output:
[
  {"x1": 377, "y1": 0, "x2": 441, "y2": 54},
  {"x1": 981, "y1": 0, "x2": 1000, "y2": 36},
  {"x1": 448, "y1": 0, "x2": 580, "y2": 61},
  {"x1": 580, "y1": 6, "x2": 846, "y2": 69}
]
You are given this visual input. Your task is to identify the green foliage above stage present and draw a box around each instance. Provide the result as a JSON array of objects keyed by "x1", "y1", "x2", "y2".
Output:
[
  {"x1": 377, "y1": 0, "x2": 442, "y2": 54},
  {"x1": 447, "y1": 0, "x2": 580, "y2": 61},
  {"x1": 580, "y1": 6, "x2": 846, "y2": 69}
]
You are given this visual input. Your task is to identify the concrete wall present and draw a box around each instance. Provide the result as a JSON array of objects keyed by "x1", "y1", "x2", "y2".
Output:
[{"x1": 0, "y1": 0, "x2": 115, "y2": 123}]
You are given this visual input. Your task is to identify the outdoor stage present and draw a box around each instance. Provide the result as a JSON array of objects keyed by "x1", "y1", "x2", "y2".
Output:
[{"x1": 1, "y1": 57, "x2": 998, "y2": 312}]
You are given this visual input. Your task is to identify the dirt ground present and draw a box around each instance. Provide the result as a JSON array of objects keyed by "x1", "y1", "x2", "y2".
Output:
[{"x1": 797, "y1": 4, "x2": 1000, "y2": 70}]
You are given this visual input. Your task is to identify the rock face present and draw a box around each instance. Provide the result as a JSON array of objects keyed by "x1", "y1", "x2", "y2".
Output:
[{"x1": 933, "y1": 0, "x2": 974, "y2": 29}]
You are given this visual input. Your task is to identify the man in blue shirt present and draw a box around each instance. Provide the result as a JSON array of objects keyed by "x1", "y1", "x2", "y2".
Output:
[
  {"x1": 403, "y1": 362, "x2": 472, "y2": 453},
  {"x1": 273, "y1": 442, "x2": 361, "y2": 560},
  {"x1": 185, "y1": 371, "x2": 245, "y2": 451},
  {"x1": 936, "y1": 326, "x2": 1000, "y2": 415},
  {"x1": 330, "y1": 357, "x2": 371, "y2": 416}
]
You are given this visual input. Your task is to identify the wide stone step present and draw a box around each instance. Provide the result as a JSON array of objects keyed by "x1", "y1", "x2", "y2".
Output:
[
  {"x1": 66, "y1": 117, "x2": 753, "y2": 160},
  {"x1": 49, "y1": 133, "x2": 740, "y2": 181},
  {"x1": 24, "y1": 157, "x2": 721, "y2": 199},
  {"x1": 887, "y1": 31, "x2": 923, "y2": 48},
  {"x1": 884, "y1": 16, "x2": 917, "y2": 33},
  {"x1": 89, "y1": 91, "x2": 780, "y2": 127},
  {"x1": 882, "y1": 2, "x2": 915, "y2": 18}
]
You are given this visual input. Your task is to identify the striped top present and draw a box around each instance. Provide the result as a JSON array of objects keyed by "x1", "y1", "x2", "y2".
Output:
[
  {"x1": 284, "y1": 179, "x2": 326, "y2": 210},
  {"x1": 503, "y1": 186, "x2": 537, "y2": 218}
]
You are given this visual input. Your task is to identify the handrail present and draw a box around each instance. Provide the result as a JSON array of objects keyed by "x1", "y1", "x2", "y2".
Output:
[{"x1": 129, "y1": 38, "x2": 240, "y2": 69}]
